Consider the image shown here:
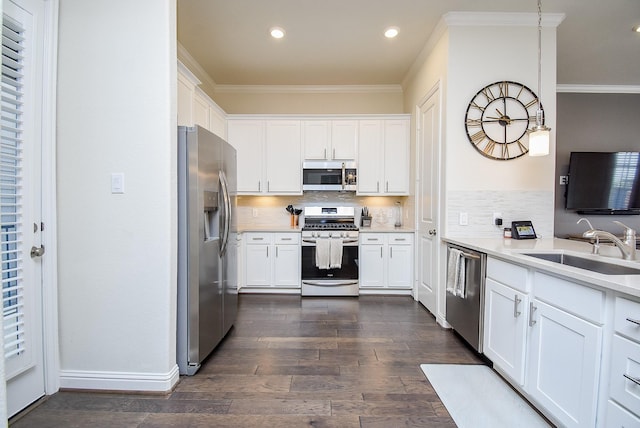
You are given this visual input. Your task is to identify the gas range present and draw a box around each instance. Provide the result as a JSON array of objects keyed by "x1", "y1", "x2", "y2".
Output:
[{"x1": 301, "y1": 206, "x2": 359, "y2": 240}]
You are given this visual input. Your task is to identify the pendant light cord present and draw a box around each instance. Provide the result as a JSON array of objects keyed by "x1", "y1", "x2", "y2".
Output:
[{"x1": 536, "y1": 0, "x2": 543, "y2": 127}]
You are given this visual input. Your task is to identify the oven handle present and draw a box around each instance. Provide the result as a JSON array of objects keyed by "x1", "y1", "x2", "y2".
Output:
[
  {"x1": 302, "y1": 280, "x2": 359, "y2": 287},
  {"x1": 302, "y1": 238, "x2": 359, "y2": 244}
]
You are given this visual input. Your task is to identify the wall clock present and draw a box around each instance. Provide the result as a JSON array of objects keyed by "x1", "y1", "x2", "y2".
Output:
[{"x1": 464, "y1": 81, "x2": 543, "y2": 160}]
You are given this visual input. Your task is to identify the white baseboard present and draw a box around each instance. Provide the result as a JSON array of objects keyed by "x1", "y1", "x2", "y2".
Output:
[
  {"x1": 359, "y1": 288, "x2": 412, "y2": 296},
  {"x1": 59, "y1": 364, "x2": 179, "y2": 392},
  {"x1": 238, "y1": 287, "x2": 301, "y2": 294}
]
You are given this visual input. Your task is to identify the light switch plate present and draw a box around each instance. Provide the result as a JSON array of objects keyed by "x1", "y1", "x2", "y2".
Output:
[
  {"x1": 459, "y1": 212, "x2": 468, "y2": 226},
  {"x1": 111, "y1": 173, "x2": 125, "y2": 194}
]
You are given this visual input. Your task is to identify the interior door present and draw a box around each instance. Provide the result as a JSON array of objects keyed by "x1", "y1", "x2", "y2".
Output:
[
  {"x1": 2, "y1": 0, "x2": 47, "y2": 417},
  {"x1": 416, "y1": 85, "x2": 441, "y2": 316}
]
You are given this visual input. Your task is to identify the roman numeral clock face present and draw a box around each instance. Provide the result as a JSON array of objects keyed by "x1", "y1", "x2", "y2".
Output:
[{"x1": 464, "y1": 81, "x2": 543, "y2": 160}]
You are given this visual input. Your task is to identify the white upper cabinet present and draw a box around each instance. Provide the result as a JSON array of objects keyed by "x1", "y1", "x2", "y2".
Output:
[
  {"x1": 357, "y1": 118, "x2": 410, "y2": 195},
  {"x1": 265, "y1": 121, "x2": 302, "y2": 194},
  {"x1": 227, "y1": 120, "x2": 264, "y2": 193},
  {"x1": 302, "y1": 120, "x2": 357, "y2": 161},
  {"x1": 177, "y1": 61, "x2": 227, "y2": 139},
  {"x1": 227, "y1": 119, "x2": 302, "y2": 195}
]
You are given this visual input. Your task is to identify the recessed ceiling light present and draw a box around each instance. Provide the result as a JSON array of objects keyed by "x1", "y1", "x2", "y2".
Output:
[
  {"x1": 270, "y1": 27, "x2": 285, "y2": 39},
  {"x1": 384, "y1": 27, "x2": 399, "y2": 39},
  {"x1": 633, "y1": 25, "x2": 640, "y2": 33}
]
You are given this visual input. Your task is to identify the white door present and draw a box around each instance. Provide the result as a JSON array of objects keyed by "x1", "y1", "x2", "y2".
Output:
[
  {"x1": 2, "y1": 0, "x2": 47, "y2": 417},
  {"x1": 416, "y1": 85, "x2": 441, "y2": 315}
]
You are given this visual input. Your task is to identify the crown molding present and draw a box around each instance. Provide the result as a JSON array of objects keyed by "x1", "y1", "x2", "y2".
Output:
[
  {"x1": 556, "y1": 84, "x2": 640, "y2": 94},
  {"x1": 213, "y1": 84, "x2": 403, "y2": 94},
  {"x1": 177, "y1": 42, "x2": 217, "y2": 90},
  {"x1": 443, "y1": 11, "x2": 565, "y2": 28}
]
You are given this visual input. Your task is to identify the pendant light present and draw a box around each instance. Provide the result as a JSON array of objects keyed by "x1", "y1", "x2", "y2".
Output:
[{"x1": 528, "y1": 0, "x2": 551, "y2": 157}]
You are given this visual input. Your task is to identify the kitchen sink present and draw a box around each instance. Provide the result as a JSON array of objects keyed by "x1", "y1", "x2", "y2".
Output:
[{"x1": 522, "y1": 252, "x2": 640, "y2": 275}]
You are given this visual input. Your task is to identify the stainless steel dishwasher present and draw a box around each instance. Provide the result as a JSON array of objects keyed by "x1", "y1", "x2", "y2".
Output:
[{"x1": 445, "y1": 243, "x2": 487, "y2": 352}]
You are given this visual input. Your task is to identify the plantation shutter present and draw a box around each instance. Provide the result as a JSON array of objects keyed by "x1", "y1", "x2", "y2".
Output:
[{"x1": 1, "y1": 14, "x2": 26, "y2": 360}]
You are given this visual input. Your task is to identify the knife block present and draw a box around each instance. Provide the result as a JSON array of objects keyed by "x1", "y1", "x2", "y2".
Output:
[{"x1": 361, "y1": 216, "x2": 372, "y2": 227}]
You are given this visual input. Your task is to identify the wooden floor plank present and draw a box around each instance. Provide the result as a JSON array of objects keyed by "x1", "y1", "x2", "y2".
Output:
[{"x1": 11, "y1": 294, "x2": 484, "y2": 427}]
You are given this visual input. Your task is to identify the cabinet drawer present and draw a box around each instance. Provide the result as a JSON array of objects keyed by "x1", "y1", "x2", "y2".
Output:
[
  {"x1": 486, "y1": 257, "x2": 528, "y2": 292},
  {"x1": 605, "y1": 400, "x2": 640, "y2": 428},
  {"x1": 610, "y1": 334, "x2": 640, "y2": 416},
  {"x1": 614, "y1": 296, "x2": 640, "y2": 342},
  {"x1": 360, "y1": 234, "x2": 385, "y2": 244},
  {"x1": 533, "y1": 271, "x2": 604, "y2": 324},
  {"x1": 388, "y1": 233, "x2": 413, "y2": 244},
  {"x1": 275, "y1": 233, "x2": 299, "y2": 245},
  {"x1": 245, "y1": 233, "x2": 273, "y2": 244}
]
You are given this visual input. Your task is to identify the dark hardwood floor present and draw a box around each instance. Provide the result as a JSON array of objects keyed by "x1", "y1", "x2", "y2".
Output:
[{"x1": 11, "y1": 295, "x2": 484, "y2": 427}]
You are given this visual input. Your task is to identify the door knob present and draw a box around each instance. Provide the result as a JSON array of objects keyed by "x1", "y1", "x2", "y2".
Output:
[
  {"x1": 428, "y1": 229, "x2": 437, "y2": 236},
  {"x1": 30, "y1": 245, "x2": 45, "y2": 258}
]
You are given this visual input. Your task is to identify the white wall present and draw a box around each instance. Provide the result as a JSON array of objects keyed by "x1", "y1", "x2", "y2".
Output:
[
  {"x1": 444, "y1": 20, "x2": 558, "y2": 238},
  {"x1": 56, "y1": 0, "x2": 178, "y2": 390}
]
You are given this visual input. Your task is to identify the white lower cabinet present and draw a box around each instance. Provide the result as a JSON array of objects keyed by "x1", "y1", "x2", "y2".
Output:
[
  {"x1": 243, "y1": 232, "x2": 300, "y2": 289},
  {"x1": 359, "y1": 233, "x2": 413, "y2": 290},
  {"x1": 605, "y1": 296, "x2": 640, "y2": 425},
  {"x1": 483, "y1": 278, "x2": 528, "y2": 385},
  {"x1": 484, "y1": 257, "x2": 605, "y2": 428},
  {"x1": 527, "y1": 299, "x2": 602, "y2": 428}
]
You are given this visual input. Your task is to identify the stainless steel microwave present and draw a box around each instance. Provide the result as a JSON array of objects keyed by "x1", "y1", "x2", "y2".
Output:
[{"x1": 302, "y1": 161, "x2": 357, "y2": 191}]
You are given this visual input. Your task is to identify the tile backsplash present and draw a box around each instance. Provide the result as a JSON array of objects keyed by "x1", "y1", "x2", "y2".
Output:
[
  {"x1": 236, "y1": 192, "x2": 407, "y2": 228},
  {"x1": 446, "y1": 190, "x2": 554, "y2": 238}
]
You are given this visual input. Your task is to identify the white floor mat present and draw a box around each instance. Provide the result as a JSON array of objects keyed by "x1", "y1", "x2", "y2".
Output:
[{"x1": 420, "y1": 364, "x2": 552, "y2": 428}]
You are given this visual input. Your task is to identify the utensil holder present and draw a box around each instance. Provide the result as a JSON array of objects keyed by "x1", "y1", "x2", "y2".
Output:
[{"x1": 361, "y1": 216, "x2": 372, "y2": 227}]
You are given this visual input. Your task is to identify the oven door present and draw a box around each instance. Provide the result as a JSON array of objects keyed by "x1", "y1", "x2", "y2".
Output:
[{"x1": 301, "y1": 245, "x2": 358, "y2": 282}]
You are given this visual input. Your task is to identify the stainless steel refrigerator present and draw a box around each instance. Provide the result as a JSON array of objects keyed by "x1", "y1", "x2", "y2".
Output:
[{"x1": 177, "y1": 125, "x2": 238, "y2": 375}]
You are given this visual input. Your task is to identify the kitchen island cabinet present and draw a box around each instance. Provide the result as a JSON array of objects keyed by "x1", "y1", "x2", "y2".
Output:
[
  {"x1": 483, "y1": 255, "x2": 604, "y2": 428},
  {"x1": 483, "y1": 257, "x2": 529, "y2": 385}
]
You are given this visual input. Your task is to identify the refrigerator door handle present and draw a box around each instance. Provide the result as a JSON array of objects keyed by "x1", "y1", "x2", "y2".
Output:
[{"x1": 219, "y1": 170, "x2": 231, "y2": 256}]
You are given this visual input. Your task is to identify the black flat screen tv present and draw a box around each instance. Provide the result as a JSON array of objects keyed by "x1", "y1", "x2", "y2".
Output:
[{"x1": 566, "y1": 151, "x2": 640, "y2": 215}]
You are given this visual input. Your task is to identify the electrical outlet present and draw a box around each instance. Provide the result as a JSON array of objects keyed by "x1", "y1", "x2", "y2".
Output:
[
  {"x1": 559, "y1": 175, "x2": 569, "y2": 185},
  {"x1": 493, "y1": 212, "x2": 502, "y2": 226},
  {"x1": 252, "y1": 208, "x2": 258, "y2": 218},
  {"x1": 459, "y1": 212, "x2": 468, "y2": 226}
]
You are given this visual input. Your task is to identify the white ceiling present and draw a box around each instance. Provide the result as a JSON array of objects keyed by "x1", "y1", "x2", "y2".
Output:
[{"x1": 177, "y1": 0, "x2": 640, "y2": 87}]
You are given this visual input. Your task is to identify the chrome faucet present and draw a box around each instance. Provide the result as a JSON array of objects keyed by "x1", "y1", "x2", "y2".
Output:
[
  {"x1": 577, "y1": 218, "x2": 599, "y2": 254},
  {"x1": 581, "y1": 220, "x2": 637, "y2": 261}
]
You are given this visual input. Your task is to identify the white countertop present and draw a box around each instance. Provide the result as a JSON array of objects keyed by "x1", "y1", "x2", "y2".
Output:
[
  {"x1": 238, "y1": 224, "x2": 415, "y2": 233},
  {"x1": 359, "y1": 226, "x2": 415, "y2": 233},
  {"x1": 238, "y1": 224, "x2": 302, "y2": 233},
  {"x1": 442, "y1": 237, "x2": 640, "y2": 298}
]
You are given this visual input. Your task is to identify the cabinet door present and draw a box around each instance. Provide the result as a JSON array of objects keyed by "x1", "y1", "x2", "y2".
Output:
[
  {"x1": 357, "y1": 120, "x2": 383, "y2": 194},
  {"x1": 483, "y1": 278, "x2": 528, "y2": 385},
  {"x1": 265, "y1": 121, "x2": 302, "y2": 194},
  {"x1": 359, "y1": 244, "x2": 385, "y2": 287},
  {"x1": 527, "y1": 299, "x2": 602, "y2": 428},
  {"x1": 273, "y1": 244, "x2": 300, "y2": 287},
  {"x1": 387, "y1": 244, "x2": 412, "y2": 288},
  {"x1": 244, "y1": 244, "x2": 271, "y2": 287},
  {"x1": 227, "y1": 120, "x2": 264, "y2": 193},
  {"x1": 383, "y1": 119, "x2": 410, "y2": 194},
  {"x1": 192, "y1": 90, "x2": 210, "y2": 130},
  {"x1": 177, "y1": 73, "x2": 194, "y2": 126},
  {"x1": 331, "y1": 120, "x2": 357, "y2": 160},
  {"x1": 302, "y1": 120, "x2": 330, "y2": 160}
]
